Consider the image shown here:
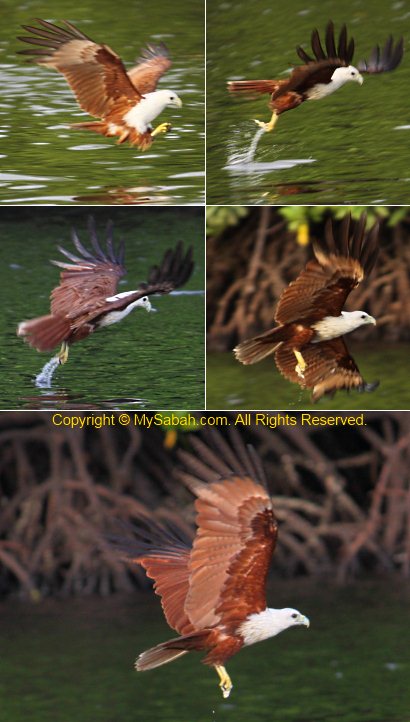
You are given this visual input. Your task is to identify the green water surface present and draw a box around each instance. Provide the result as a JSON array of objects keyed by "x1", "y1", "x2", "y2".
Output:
[
  {"x1": 207, "y1": 0, "x2": 410, "y2": 205},
  {"x1": 0, "y1": 580, "x2": 409, "y2": 722},
  {"x1": 0, "y1": 208, "x2": 204, "y2": 409},
  {"x1": 0, "y1": 0, "x2": 204, "y2": 205}
]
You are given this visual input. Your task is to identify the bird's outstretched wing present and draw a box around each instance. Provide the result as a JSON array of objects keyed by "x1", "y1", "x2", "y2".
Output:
[
  {"x1": 111, "y1": 514, "x2": 196, "y2": 636},
  {"x1": 274, "y1": 213, "x2": 379, "y2": 325},
  {"x1": 50, "y1": 217, "x2": 126, "y2": 318},
  {"x1": 295, "y1": 21, "x2": 403, "y2": 74},
  {"x1": 275, "y1": 337, "x2": 379, "y2": 401},
  {"x1": 178, "y1": 431, "x2": 278, "y2": 629},
  {"x1": 18, "y1": 19, "x2": 141, "y2": 118},
  {"x1": 295, "y1": 22, "x2": 354, "y2": 66},
  {"x1": 127, "y1": 43, "x2": 172, "y2": 94},
  {"x1": 357, "y1": 36, "x2": 404, "y2": 74},
  {"x1": 67, "y1": 240, "x2": 194, "y2": 326}
]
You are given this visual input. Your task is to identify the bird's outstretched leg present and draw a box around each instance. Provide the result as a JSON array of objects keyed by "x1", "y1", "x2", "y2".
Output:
[
  {"x1": 151, "y1": 122, "x2": 172, "y2": 138},
  {"x1": 293, "y1": 349, "x2": 306, "y2": 379},
  {"x1": 253, "y1": 111, "x2": 278, "y2": 133},
  {"x1": 214, "y1": 665, "x2": 233, "y2": 699},
  {"x1": 56, "y1": 341, "x2": 69, "y2": 365}
]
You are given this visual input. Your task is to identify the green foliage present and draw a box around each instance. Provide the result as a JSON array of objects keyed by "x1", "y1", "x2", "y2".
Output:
[
  {"x1": 206, "y1": 206, "x2": 249, "y2": 236},
  {"x1": 278, "y1": 205, "x2": 398, "y2": 233}
]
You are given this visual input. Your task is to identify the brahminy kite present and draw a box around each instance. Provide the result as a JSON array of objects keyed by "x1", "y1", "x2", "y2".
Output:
[
  {"x1": 116, "y1": 431, "x2": 309, "y2": 698},
  {"x1": 228, "y1": 22, "x2": 403, "y2": 133},
  {"x1": 234, "y1": 213, "x2": 379, "y2": 401},
  {"x1": 18, "y1": 19, "x2": 182, "y2": 149},
  {"x1": 17, "y1": 218, "x2": 193, "y2": 366}
]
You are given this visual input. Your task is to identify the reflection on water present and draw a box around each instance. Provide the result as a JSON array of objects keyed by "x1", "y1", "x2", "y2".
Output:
[{"x1": 0, "y1": 580, "x2": 409, "y2": 722}]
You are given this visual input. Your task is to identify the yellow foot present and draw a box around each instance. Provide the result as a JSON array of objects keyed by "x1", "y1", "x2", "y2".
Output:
[
  {"x1": 151, "y1": 122, "x2": 172, "y2": 138},
  {"x1": 215, "y1": 665, "x2": 233, "y2": 699},
  {"x1": 253, "y1": 113, "x2": 278, "y2": 133},
  {"x1": 57, "y1": 341, "x2": 69, "y2": 365},
  {"x1": 294, "y1": 349, "x2": 306, "y2": 379}
]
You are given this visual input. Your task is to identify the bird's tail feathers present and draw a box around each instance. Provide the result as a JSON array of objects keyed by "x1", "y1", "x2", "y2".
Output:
[
  {"x1": 71, "y1": 121, "x2": 108, "y2": 135},
  {"x1": 136, "y1": 630, "x2": 211, "y2": 671},
  {"x1": 17, "y1": 315, "x2": 70, "y2": 352},
  {"x1": 228, "y1": 79, "x2": 279, "y2": 97},
  {"x1": 234, "y1": 327, "x2": 287, "y2": 365}
]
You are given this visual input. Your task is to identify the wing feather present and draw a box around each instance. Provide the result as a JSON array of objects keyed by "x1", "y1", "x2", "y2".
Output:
[
  {"x1": 50, "y1": 218, "x2": 126, "y2": 317},
  {"x1": 178, "y1": 432, "x2": 277, "y2": 629},
  {"x1": 274, "y1": 338, "x2": 379, "y2": 400},
  {"x1": 127, "y1": 43, "x2": 172, "y2": 93},
  {"x1": 274, "y1": 213, "x2": 379, "y2": 324},
  {"x1": 112, "y1": 516, "x2": 195, "y2": 635},
  {"x1": 358, "y1": 36, "x2": 404, "y2": 73},
  {"x1": 18, "y1": 19, "x2": 141, "y2": 118}
]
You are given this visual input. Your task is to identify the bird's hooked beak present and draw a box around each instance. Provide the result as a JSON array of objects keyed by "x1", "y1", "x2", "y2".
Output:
[
  {"x1": 368, "y1": 315, "x2": 376, "y2": 325},
  {"x1": 299, "y1": 614, "x2": 310, "y2": 628},
  {"x1": 148, "y1": 305, "x2": 157, "y2": 313},
  {"x1": 171, "y1": 95, "x2": 183, "y2": 108},
  {"x1": 356, "y1": 73, "x2": 364, "y2": 85}
]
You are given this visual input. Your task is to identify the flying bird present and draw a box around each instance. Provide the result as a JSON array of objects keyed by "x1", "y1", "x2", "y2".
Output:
[
  {"x1": 116, "y1": 432, "x2": 309, "y2": 698},
  {"x1": 18, "y1": 19, "x2": 182, "y2": 149},
  {"x1": 17, "y1": 218, "x2": 193, "y2": 367},
  {"x1": 228, "y1": 21, "x2": 403, "y2": 133},
  {"x1": 234, "y1": 213, "x2": 379, "y2": 401}
]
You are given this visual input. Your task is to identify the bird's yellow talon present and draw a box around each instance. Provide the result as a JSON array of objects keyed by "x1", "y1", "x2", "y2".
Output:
[
  {"x1": 57, "y1": 341, "x2": 69, "y2": 365},
  {"x1": 215, "y1": 665, "x2": 233, "y2": 699},
  {"x1": 151, "y1": 122, "x2": 172, "y2": 138}
]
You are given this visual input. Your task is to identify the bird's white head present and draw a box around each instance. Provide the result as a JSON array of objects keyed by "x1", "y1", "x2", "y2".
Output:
[
  {"x1": 153, "y1": 89, "x2": 183, "y2": 109},
  {"x1": 331, "y1": 65, "x2": 364, "y2": 88},
  {"x1": 240, "y1": 607, "x2": 310, "y2": 646},
  {"x1": 340, "y1": 310, "x2": 376, "y2": 330},
  {"x1": 138, "y1": 295, "x2": 156, "y2": 313}
]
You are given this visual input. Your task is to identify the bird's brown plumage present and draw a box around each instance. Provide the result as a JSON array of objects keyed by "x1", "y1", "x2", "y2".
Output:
[
  {"x1": 118, "y1": 432, "x2": 278, "y2": 669},
  {"x1": 234, "y1": 213, "x2": 379, "y2": 400},
  {"x1": 17, "y1": 218, "x2": 194, "y2": 352},
  {"x1": 18, "y1": 19, "x2": 174, "y2": 149},
  {"x1": 275, "y1": 337, "x2": 379, "y2": 401}
]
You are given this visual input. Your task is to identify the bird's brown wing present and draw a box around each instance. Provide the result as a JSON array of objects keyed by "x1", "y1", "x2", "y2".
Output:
[
  {"x1": 50, "y1": 217, "x2": 126, "y2": 318},
  {"x1": 275, "y1": 213, "x2": 379, "y2": 325},
  {"x1": 178, "y1": 432, "x2": 278, "y2": 629},
  {"x1": 295, "y1": 22, "x2": 355, "y2": 66},
  {"x1": 18, "y1": 19, "x2": 141, "y2": 118},
  {"x1": 357, "y1": 36, "x2": 404, "y2": 73},
  {"x1": 275, "y1": 337, "x2": 379, "y2": 401},
  {"x1": 71, "y1": 241, "x2": 194, "y2": 326},
  {"x1": 112, "y1": 515, "x2": 195, "y2": 635},
  {"x1": 127, "y1": 43, "x2": 172, "y2": 93}
]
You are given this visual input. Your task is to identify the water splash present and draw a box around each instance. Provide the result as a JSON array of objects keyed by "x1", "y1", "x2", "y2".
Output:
[
  {"x1": 244, "y1": 126, "x2": 266, "y2": 163},
  {"x1": 35, "y1": 356, "x2": 60, "y2": 388}
]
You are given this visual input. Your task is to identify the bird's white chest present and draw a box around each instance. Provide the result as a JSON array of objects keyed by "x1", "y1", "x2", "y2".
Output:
[
  {"x1": 123, "y1": 95, "x2": 165, "y2": 133},
  {"x1": 306, "y1": 81, "x2": 340, "y2": 101},
  {"x1": 97, "y1": 303, "x2": 136, "y2": 328}
]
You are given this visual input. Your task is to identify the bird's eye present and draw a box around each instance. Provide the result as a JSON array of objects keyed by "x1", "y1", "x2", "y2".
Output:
[
  {"x1": 291, "y1": 613, "x2": 298, "y2": 619},
  {"x1": 351, "y1": 71, "x2": 356, "y2": 76},
  {"x1": 361, "y1": 314, "x2": 366, "y2": 319},
  {"x1": 142, "y1": 296, "x2": 148, "y2": 302}
]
